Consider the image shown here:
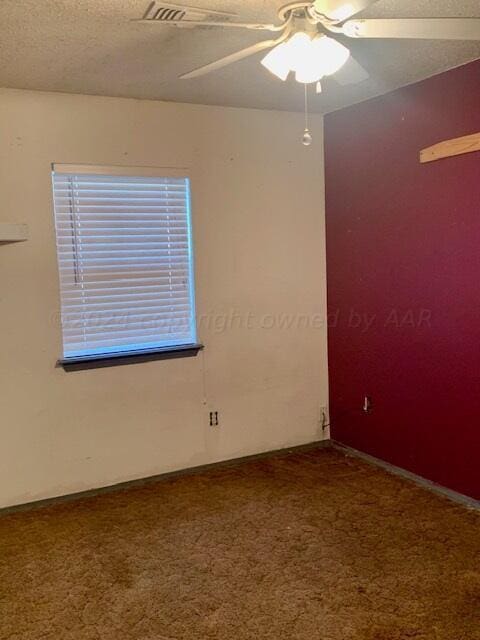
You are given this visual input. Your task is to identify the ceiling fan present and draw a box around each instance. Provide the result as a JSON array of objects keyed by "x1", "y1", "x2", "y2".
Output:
[{"x1": 137, "y1": 0, "x2": 480, "y2": 88}]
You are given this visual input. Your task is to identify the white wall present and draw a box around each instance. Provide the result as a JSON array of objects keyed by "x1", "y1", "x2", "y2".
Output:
[{"x1": 0, "y1": 88, "x2": 328, "y2": 508}]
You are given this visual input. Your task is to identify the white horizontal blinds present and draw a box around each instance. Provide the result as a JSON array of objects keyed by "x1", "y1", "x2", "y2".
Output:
[{"x1": 52, "y1": 168, "x2": 196, "y2": 358}]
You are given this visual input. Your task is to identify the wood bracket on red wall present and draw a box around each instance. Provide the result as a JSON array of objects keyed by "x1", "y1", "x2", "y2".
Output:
[{"x1": 420, "y1": 132, "x2": 480, "y2": 164}]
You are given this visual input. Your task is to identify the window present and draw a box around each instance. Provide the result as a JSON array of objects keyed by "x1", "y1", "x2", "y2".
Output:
[{"x1": 52, "y1": 164, "x2": 198, "y2": 363}]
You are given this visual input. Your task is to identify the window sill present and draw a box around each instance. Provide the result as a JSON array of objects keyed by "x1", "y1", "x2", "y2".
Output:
[{"x1": 58, "y1": 344, "x2": 204, "y2": 371}]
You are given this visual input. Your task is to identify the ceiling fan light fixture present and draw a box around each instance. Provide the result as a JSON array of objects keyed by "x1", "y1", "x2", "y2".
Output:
[
  {"x1": 143, "y1": 3, "x2": 480, "y2": 90},
  {"x1": 262, "y1": 31, "x2": 350, "y2": 85}
]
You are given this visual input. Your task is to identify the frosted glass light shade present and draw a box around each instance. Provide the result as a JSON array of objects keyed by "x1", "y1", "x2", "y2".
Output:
[
  {"x1": 260, "y1": 42, "x2": 292, "y2": 81},
  {"x1": 283, "y1": 32, "x2": 312, "y2": 71},
  {"x1": 295, "y1": 36, "x2": 350, "y2": 83},
  {"x1": 261, "y1": 32, "x2": 313, "y2": 81},
  {"x1": 313, "y1": 36, "x2": 350, "y2": 77}
]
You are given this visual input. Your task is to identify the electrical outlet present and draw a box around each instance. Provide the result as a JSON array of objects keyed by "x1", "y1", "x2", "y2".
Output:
[{"x1": 209, "y1": 411, "x2": 219, "y2": 427}]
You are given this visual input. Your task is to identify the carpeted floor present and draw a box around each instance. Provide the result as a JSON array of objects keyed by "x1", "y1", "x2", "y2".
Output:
[{"x1": 0, "y1": 447, "x2": 478, "y2": 640}]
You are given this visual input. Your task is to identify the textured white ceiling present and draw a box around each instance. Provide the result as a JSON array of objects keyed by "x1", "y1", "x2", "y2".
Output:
[{"x1": 1, "y1": 0, "x2": 479, "y2": 113}]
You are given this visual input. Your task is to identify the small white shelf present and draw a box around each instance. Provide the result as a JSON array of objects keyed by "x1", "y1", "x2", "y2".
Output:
[{"x1": 0, "y1": 223, "x2": 28, "y2": 242}]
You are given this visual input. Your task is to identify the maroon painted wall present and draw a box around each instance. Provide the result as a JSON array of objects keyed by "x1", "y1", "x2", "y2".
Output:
[{"x1": 325, "y1": 60, "x2": 480, "y2": 500}]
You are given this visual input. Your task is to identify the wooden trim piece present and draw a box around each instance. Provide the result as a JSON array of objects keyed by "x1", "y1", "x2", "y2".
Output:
[{"x1": 420, "y1": 132, "x2": 480, "y2": 164}]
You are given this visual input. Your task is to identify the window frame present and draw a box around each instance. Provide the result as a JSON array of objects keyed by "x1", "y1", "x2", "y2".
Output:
[{"x1": 51, "y1": 163, "x2": 202, "y2": 370}]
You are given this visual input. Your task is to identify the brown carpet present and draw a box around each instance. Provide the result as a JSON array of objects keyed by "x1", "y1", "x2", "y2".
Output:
[{"x1": 0, "y1": 448, "x2": 478, "y2": 640}]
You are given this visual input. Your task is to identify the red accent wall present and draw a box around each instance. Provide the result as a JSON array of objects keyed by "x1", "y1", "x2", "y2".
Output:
[{"x1": 325, "y1": 60, "x2": 480, "y2": 500}]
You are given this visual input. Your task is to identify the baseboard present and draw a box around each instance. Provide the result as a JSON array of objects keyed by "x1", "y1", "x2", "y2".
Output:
[
  {"x1": 332, "y1": 441, "x2": 479, "y2": 510},
  {"x1": 0, "y1": 439, "x2": 332, "y2": 516},
  {"x1": 5, "y1": 439, "x2": 476, "y2": 516}
]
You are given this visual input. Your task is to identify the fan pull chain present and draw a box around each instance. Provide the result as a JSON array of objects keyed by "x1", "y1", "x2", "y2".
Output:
[{"x1": 302, "y1": 84, "x2": 313, "y2": 147}]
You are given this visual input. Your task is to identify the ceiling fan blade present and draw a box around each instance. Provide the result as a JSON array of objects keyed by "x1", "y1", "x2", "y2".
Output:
[
  {"x1": 342, "y1": 18, "x2": 480, "y2": 40},
  {"x1": 135, "y1": 18, "x2": 284, "y2": 31},
  {"x1": 180, "y1": 37, "x2": 286, "y2": 79},
  {"x1": 333, "y1": 56, "x2": 369, "y2": 85},
  {"x1": 312, "y1": 0, "x2": 380, "y2": 22}
]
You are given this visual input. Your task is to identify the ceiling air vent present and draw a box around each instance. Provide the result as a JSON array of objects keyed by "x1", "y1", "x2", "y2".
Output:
[{"x1": 142, "y1": 2, "x2": 236, "y2": 23}]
